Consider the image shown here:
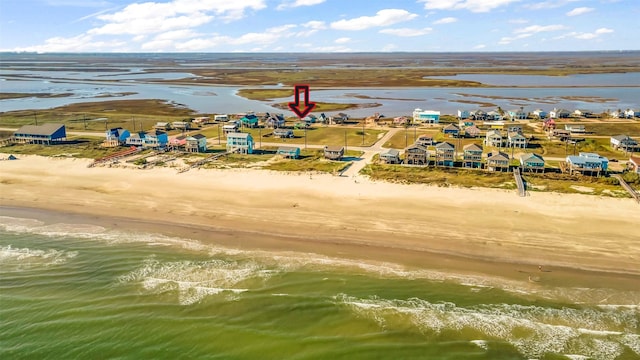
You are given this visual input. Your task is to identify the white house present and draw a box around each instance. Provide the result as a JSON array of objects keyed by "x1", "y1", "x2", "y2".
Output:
[
  {"x1": 564, "y1": 124, "x2": 586, "y2": 134},
  {"x1": 532, "y1": 109, "x2": 548, "y2": 119},
  {"x1": 550, "y1": 108, "x2": 571, "y2": 119},
  {"x1": 507, "y1": 108, "x2": 527, "y2": 121},
  {"x1": 413, "y1": 109, "x2": 440, "y2": 124},
  {"x1": 457, "y1": 110, "x2": 470, "y2": 119},
  {"x1": 214, "y1": 114, "x2": 229, "y2": 122},
  {"x1": 484, "y1": 129, "x2": 503, "y2": 147},
  {"x1": 507, "y1": 132, "x2": 527, "y2": 148}
]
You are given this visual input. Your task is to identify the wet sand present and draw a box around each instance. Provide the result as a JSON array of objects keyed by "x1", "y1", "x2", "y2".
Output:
[{"x1": 1, "y1": 155, "x2": 639, "y2": 298}]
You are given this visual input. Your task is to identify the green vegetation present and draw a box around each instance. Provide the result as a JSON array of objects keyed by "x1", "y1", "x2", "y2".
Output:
[
  {"x1": 0, "y1": 99, "x2": 197, "y2": 132},
  {"x1": 265, "y1": 149, "x2": 351, "y2": 173},
  {"x1": 361, "y1": 164, "x2": 516, "y2": 189},
  {"x1": 236, "y1": 89, "x2": 292, "y2": 101},
  {"x1": 361, "y1": 163, "x2": 634, "y2": 197},
  {"x1": 271, "y1": 101, "x2": 378, "y2": 112},
  {"x1": 0, "y1": 136, "x2": 122, "y2": 159},
  {"x1": 561, "y1": 122, "x2": 640, "y2": 136},
  {"x1": 0, "y1": 92, "x2": 74, "y2": 100},
  {"x1": 243, "y1": 126, "x2": 386, "y2": 147}
]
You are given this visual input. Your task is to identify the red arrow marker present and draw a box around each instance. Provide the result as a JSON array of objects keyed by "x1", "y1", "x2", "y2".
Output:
[{"x1": 288, "y1": 84, "x2": 316, "y2": 119}]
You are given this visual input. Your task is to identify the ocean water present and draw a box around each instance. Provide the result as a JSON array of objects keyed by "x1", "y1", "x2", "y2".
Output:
[{"x1": 1, "y1": 214, "x2": 639, "y2": 360}]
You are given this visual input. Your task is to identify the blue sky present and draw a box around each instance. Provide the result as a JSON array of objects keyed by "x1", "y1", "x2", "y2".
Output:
[{"x1": 0, "y1": 0, "x2": 638, "y2": 52}]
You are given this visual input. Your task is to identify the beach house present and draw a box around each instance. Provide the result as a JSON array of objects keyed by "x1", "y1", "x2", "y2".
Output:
[
  {"x1": 104, "y1": 127, "x2": 130, "y2": 147},
  {"x1": 214, "y1": 114, "x2": 229, "y2": 122},
  {"x1": 464, "y1": 125, "x2": 481, "y2": 138},
  {"x1": 532, "y1": 109, "x2": 548, "y2": 119},
  {"x1": 192, "y1": 117, "x2": 211, "y2": 125},
  {"x1": 226, "y1": 132, "x2": 254, "y2": 154},
  {"x1": 153, "y1": 122, "x2": 171, "y2": 131},
  {"x1": 276, "y1": 146, "x2": 300, "y2": 159},
  {"x1": 393, "y1": 116, "x2": 409, "y2": 126},
  {"x1": 565, "y1": 124, "x2": 586, "y2": 134},
  {"x1": 457, "y1": 110, "x2": 470, "y2": 119},
  {"x1": 12, "y1": 123, "x2": 67, "y2": 145},
  {"x1": 404, "y1": 144, "x2": 429, "y2": 165},
  {"x1": 241, "y1": 113, "x2": 260, "y2": 128},
  {"x1": 265, "y1": 113, "x2": 286, "y2": 128},
  {"x1": 505, "y1": 123, "x2": 524, "y2": 134},
  {"x1": 126, "y1": 130, "x2": 168, "y2": 149},
  {"x1": 550, "y1": 108, "x2": 571, "y2": 119},
  {"x1": 565, "y1": 153, "x2": 608, "y2": 176},
  {"x1": 185, "y1": 134, "x2": 207, "y2": 153},
  {"x1": 610, "y1": 135, "x2": 639, "y2": 152},
  {"x1": 435, "y1": 142, "x2": 455, "y2": 167},
  {"x1": 470, "y1": 110, "x2": 487, "y2": 121},
  {"x1": 462, "y1": 143, "x2": 483, "y2": 168},
  {"x1": 486, "y1": 151, "x2": 510, "y2": 172},
  {"x1": 507, "y1": 108, "x2": 527, "y2": 121},
  {"x1": 573, "y1": 109, "x2": 595, "y2": 118},
  {"x1": 323, "y1": 146, "x2": 344, "y2": 160},
  {"x1": 413, "y1": 109, "x2": 440, "y2": 124},
  {"x1": 484, "y1": 129, "x2": 503, "y2": 147},
  {"x1": 379, "y1": 149, "x2": 401, "y2": 164},
  {"x1": 628, "y1": 156, "x2": 640, "y2": 173},
  {"x1": 273, "y1": 129, "x2": 294, "y2": 138},
  {"x1": 415, "y1": 135, "x2": 434, "y2": 147},
  {"x1": 442, "y1": 124, "x2": 460, "y2": 137},
  {"x1": 223, "y1": 123, "x2": 239, "y2": 134},
  {"x1": 507, "y1": 132, "x2": 527, "y2": 148},
  {"x1": 520, "y1": 153, "x2": 545, "y2": 173}
]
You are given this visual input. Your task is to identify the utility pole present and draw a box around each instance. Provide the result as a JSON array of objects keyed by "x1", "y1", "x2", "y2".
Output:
[
  {"x1": 344, "y1": 130, "x2": 347, "y2": 152},
  {"x1": 362, "y1": 120, "x2": 365, "y2": 145},
  {"x1": 259, "y1": 126, "x2": 262, "y2": 149},
  {"x1": 33, "y1": 111, "x2": 38, "y2": 125},
  {"x1": 217, "y1": 123, "x2": 221, "y2": 145},
  {"x1": 304, "y1": 126, "x2": 307, "y2": 149}
]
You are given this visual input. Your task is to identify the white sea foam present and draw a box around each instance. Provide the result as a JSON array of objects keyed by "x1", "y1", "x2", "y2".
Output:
[
  {"x1": 334, "y1": 294, "x2": 639, "y2": 360},
  {"x1": 0, "y1": 245, "x2": 78, "y2": 266},
  {"x1": 470, "y1": 340, "x2": 488, "y2": 350},
  {"x1": 120, "y1": 258, "x2": 272, "y2": 305}
]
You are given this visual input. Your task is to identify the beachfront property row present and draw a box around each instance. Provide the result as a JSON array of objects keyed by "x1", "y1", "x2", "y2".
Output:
[{"x1": 457, "y1": 107, "x2": 640, "y2": 121}]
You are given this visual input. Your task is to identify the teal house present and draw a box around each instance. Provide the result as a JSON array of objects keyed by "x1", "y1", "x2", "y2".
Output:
[
  {"x1": 227, "y1": 132, "x2": 254, "y2": 154},
  {"x1": 241, "y1": 114, "x2": 259, "y2": 128}
]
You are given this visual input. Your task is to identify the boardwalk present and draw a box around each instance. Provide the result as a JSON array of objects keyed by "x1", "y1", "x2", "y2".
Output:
[
  {"x1": 612, "y1": 174, "x2": 640, "y2": 203},
  {"x1": 514, "y1": 167, "x2": 527, "y2": 197}
]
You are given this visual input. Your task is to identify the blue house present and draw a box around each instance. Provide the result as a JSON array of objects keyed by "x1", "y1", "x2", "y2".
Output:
[
  {"x1": 442, "y1": 124, "x2": 460, "y2": 137},
  {"x1": 566, "y1": 152, "x2": 608, "y2": 176},
  {"x1": 276, "y1": 146, "x2": 300, "y2": 159},
  {"x1": 126, "y1": 130, "x2": 168, "y2": 148},
  {"x1": 413, "y1": 109, "x2": 440, "y2": 124},
  {"x1": 105, "y1": 127, "x2": 131, "y2": 146},
  {"x1": 227, "y1": 132, "x2": 254, "y2": 154},
  {"x1": 13, "y1": 123, "x2": 66, "y2": 144}
]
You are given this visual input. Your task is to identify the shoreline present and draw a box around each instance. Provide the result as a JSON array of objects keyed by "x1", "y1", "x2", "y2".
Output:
[{"x1": 1, "y1": 155, "x2": 639, "y2": 296}]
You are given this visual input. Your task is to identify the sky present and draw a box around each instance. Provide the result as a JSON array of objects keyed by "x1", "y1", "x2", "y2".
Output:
[{"x1": 0, "y1": 0, "x2": 638, "y2": 52}]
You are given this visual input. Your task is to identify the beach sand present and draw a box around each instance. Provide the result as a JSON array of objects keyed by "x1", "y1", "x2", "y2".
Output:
[{"x1": 1, "y1": 155, "x2": 639, "y2": 295}]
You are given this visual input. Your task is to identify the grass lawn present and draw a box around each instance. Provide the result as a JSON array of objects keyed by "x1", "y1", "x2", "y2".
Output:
[
  {"x1": 533, "y1": 138, "x2": 626, "y2": 160},
  {"x1": 556, "y1": 122, "x2": 640, "y2": 137},
  {"x1": 264, "y1": 148, "x2": 352, "y2": 173},
  {"x1": 0, "y1": 99, "x2": 197, "y2": 132},
  {"x1": 240, "y1": 126, "x2": 386, "y2": 147},
  {"x1": 0, "y1": 136, "x2": 124, "y2": 159}
]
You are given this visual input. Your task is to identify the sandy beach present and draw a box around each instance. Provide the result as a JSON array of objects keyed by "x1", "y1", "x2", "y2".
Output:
[{"x1": 1, "y1": 155, "x2": 639, "y2": 292}]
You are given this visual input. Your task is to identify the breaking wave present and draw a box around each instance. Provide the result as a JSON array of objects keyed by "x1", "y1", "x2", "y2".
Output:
[
  {"x1": 119, "y1": 258, "x2": 274, "y2": 305},
  {"x1": 0, "y1": 244, "x2": 78, "y2": 267},
  {"x1": 335, "y1": 294, "x2": 640, "y2": 360}
]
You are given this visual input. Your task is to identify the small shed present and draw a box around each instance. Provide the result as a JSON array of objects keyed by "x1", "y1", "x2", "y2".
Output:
[
  {"x1": 273, "y1": 129, "x2": 294, "y2": 138},
  {"x1": 379, "y1": 149, "x2": 401, "y2": 164},
  {"x1": 324, "y1": 146, "x2": 344, "y2": 160},
  {"x1": 276, "y1": 146, "x2": 300, "y2": 159}
]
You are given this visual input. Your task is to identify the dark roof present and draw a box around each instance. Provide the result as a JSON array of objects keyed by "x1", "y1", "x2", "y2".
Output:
[
  {"x1": 405, "y1": 144, "x2": 427, "y2": 151},
  {"x1": 191, "y1": 134, "x2": 206, "y2": 139},
  {"x1": 488, "y1": 151, "x2": 509, "y2": 161},
  {"x1": 443, "y1": 124, "x2": 460, "y2": 131},
  {"x1": 520, "y1": 153, "x2": 544, "y2": 163},
  {"x1": 324, "y1": 145, "x2": 344, "y2": 152},
  {"x1": 14, "y1": 123, "x2": 65, "y2": 136}
]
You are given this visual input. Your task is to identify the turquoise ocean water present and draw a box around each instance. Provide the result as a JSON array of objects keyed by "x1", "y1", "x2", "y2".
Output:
[{"x1": 1, "y1": 214, "x2": 638, "y2": 360}]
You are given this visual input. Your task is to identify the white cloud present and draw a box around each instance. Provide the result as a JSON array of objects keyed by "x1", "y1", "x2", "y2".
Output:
[
  {"x1": 303, "y1": 20, "x2": 326, "y2": 29},
  {"x1": 524, "y1": 0, "x2": 580, "y2": 10},
  {"x1": 382, "y1": 44, "x2": 397, "y2": 51},
  {"x1": 379, "y1": 27, "x2": 433, "y2": 37},
  {"x1": 434, "y1": 17, "x2": 457, "y2": 24},
  {"x1": 498, "y1": 33, "x2": 532, "y2": 45},
  {"x1": 312, "y1": 45, "x2": 351, "y2": 52},
  {"x1": 573, "y1": 27, "x2": 614, "y2": 39},
  {"x1": 419, "y1": 0, "x2": 519, "y2": 13},
  {"x1": 514, "y1": 24, "x2": 566, "y2": 34},
  {"x1": 14, "y1": 34, "x2": 125, "y2": 52},
  {"x1": 508, "y1": 18, "x2": 528, "y2": 24},
  {"x1": 335, "y1": 37, "x2": 351, "y2": 44},
  {"x1": 473, "y1": 44, "x2": 486, "y2": 49},
  {"x1": 330, "y1": 9, "x2": 418, "y2": 31},
  {"x1": 566, "y1": 7, "x2": 594, "y2": 16},
  {"x1": 277, "y1": 0, "x2": 325, "y2": 10}
]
